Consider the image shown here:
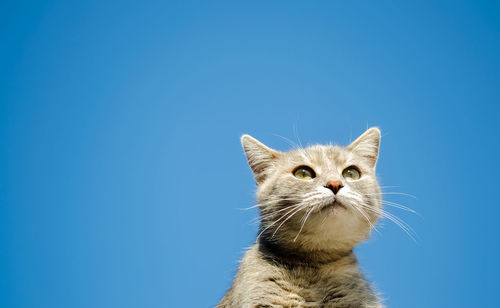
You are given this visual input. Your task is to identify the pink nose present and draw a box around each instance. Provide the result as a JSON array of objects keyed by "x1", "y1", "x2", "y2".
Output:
[{"x1": 326, "y1": 180, "x2": 343, "y2": 194}]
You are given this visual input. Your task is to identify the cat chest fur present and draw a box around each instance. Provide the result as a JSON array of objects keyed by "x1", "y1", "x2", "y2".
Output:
[{"x1": 217, "y1": 245, "x2": 381, "y2": 308}]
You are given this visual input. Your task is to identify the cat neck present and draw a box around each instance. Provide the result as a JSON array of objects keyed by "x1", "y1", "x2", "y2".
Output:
[{"x1": 257, "y1": 236, "x2": 356, "y2": 269}]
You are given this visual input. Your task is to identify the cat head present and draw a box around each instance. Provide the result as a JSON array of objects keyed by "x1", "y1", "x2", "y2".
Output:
[{"x1": 241, "y1": 128, "x2": 382, "y2": 253}]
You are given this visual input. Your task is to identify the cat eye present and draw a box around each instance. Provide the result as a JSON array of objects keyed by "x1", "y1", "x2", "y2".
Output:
[
  {"x1": 293, "y1": 166, "x2": 316, "y2": 180},
  {"x1": 342, "y1": 166, "x2": 361, "y2": 180}
]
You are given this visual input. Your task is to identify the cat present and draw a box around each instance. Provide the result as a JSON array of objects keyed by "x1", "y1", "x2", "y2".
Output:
[{"x1": 217, "y1": 127, "x2": 383, "y2": 308}]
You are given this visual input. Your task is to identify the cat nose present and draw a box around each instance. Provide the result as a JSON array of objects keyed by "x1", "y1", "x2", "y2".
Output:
[{"x1": 325, "y1": 180, "x2": 343, "y2": 194}]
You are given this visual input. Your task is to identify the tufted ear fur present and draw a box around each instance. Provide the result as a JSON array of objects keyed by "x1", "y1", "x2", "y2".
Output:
[
  {"x1": 241, "y1": 135, "x2": 280, "y2": 184},
  {"x1": 347, "y1": 127, "x2": 381, "y2": 169}
]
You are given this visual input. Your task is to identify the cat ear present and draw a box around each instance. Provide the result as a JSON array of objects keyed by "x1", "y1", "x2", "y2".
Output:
[
  {"x1": 347, "y1": 127, "x2": 381, "y2": 168},
  {"x1": 241, "y1": 135, "x2": 280, "y2": 184}
]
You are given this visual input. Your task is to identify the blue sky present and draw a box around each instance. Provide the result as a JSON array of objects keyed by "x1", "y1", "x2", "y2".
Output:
[{"x1": 1, "y1": 1, "x2": 499, "y2": 307}]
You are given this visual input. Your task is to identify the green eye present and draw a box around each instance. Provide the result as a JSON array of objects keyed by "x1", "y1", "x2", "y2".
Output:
[
  {"x1": 342, "y1": 166, "x2": 361, "y2": 180},
  {"x1": 293, "y1": 166, "x2": 316, "y2": 180}
]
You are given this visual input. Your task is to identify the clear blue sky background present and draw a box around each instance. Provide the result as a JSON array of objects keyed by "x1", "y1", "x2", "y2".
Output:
[{"x1": 1, "y1": 1, "x2": 499, "y2": 307}]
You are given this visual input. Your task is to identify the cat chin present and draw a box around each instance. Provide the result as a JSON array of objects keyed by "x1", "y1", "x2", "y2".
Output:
[
  {"x1": 294, "y1": 232, "x2": 369, "y2": 253},
  {"x1": 303, "y1": 210, "x2": 372, "y2": 249}
]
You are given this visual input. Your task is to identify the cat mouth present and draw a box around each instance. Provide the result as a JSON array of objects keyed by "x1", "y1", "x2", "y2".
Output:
[{"x1": 320, "y1": 200, "x2": 346, "y2": 212}]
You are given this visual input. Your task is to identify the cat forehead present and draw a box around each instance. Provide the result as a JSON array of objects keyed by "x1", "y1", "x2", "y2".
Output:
[{"x1": 283, "y1": 145, "x2": 351, "y2": 166}]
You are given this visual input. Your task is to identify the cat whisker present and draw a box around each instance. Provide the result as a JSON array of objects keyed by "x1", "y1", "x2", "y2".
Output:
[
  {"x1": 271, "y1": 204, "x2": 308, "y2": 238},
  {"x1": 378, "y1": 185, "x2": 401, "y2": 189},
  {"x1": 356, "y1": 202, "x2": 418, "y2": 242},
  {"x1": 238, "y1": 197, "x2": 304, "y2": 210},
  {"x1": 257, "y1": 204, "x2": 303, "y2": 239},
  {"x1": 292, "y1": 122, "x2": 304, "y2": 149},
  {"x1": 377, "y1": 191, "x2": 417, "y2": 199},
  {"x1": 272, "y1": 134, "x2": 302, "y2": 150},
  {"x1": 382, "y1": 192, "x2": 417, "y2": 199},
  {"x1": 351, "y1": 203, "x2": 379, "y2": 234},
  {"x1": 293, "y1": 206, "x2": 315, "y2": 242},
  {"x1": 257, "y1": 194, "x2": 318, "y2": 239},
  {"x1": 363, "y1": 191, "x2": 417, "y2": 199},
  {"x1": 267, "y1": 194, "x2": 322, "y2": 238},
  {"x1": 382, "y1": 200, "x2": 420, "y2": 216},
  {"x1": 257, "y1": 192, "x2": 330, "y2": 238},
  {"x1": 359, "y1": 194, "x2": 419, "y2": 216},
  {"x1": 361, "y1": 191, "x2": 419, "y2": 215},
  {"x1": 381, "y1": 212, "x2": 418, "y2": 242},
  {"x1": 259, "y1": 204, "x2": 304, "y2": 221},
  {"x1": 319, "y1": 211, "x2": 329, "y2": 229},
  {"x1": 343, "y1": 197, "x2": 380, "y2": 234},
  {"x1": 349, "y1": 192, "x2": 416, "y2": 239},
  {"x1": 254, "y1": 193, "x2": 325, "y2": 235}
]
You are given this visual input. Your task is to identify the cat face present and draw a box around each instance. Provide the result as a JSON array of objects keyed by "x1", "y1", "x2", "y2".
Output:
[{"x1": 242, "y1": 128, "x2": 382, "y2": 252}]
